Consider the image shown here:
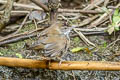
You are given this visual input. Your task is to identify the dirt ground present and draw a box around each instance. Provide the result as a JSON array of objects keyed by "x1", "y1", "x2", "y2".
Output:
[{"x1": 0, "y1": 33, "x2": 120, "y2": 80}]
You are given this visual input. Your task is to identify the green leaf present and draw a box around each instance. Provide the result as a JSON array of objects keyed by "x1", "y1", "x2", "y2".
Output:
[
  {"x1": 107, "y1": 8, "x2": 120, "y2": 35},
  {"x1": 71, "y1": 47, "x2": 85, "y2": 53},
  {"x1": 114, "y1": 8, "x2": 119, "y2": 16},
  {"x1": 112, "y1": 8, "x2": 120, "y2": 24},
  {"x1": 16, "y1": 53, "x2": 23, "y2": 58},
  {"x1": 107, "y1": 25, "x2": 114, "y2": 35},
  {"x1": 115, "y1": 25, "x2": 120, "y2": 31},
  {"x1": 103, "y1": 42, "x2": 107, "y2": 48},
  {"x1": 73, "y1": 37, "x2": 80, "y2": 42},
  {"x1": 0, "y1": 52, "x2": 3, "y2": 56}
]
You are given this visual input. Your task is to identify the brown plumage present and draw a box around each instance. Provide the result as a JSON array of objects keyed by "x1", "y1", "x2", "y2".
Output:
[{"x1": 29, "y1": 22, "x2": 69, "y2": 60}]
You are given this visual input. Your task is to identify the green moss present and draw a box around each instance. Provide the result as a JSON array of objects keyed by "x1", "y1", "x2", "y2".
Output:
[
  {"x1": 19, "y1": 23, "x2": 36, "y2": 33},
  {"x1": 73, "y1": 37, "x2": 80, "y2": 42},
  {"x1": 0, "y1": 48, "x2": 16, "y2": 55},
  {"x1": 0, "y1": 23, "x2": 36, "y2": 56}
]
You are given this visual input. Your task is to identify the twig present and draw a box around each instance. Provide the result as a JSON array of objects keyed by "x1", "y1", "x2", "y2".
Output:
[
  {"x1": 0, "y1": 1, "x2": 104, "y2": 14},
  {"x1": 103, "y1": 37, "x2": 120, "y2": 53},
  {"x1": 73, "y1": 28, "x2": 96, "y2": 47},
  {"x1": 72, "y1": 71, "x2": 76, "y2": 80},
  {"x1": 78, "y1": 15, "x2": 99, "y2": 27},
  {"x1": 104, "y1": 0, "x2": 109, "y2": 7},
  {"x1": 0, "y1": 33, "x2": 36, "y2": 45},
  {"x1": 89, "y1": 9, "x2": 113, "y2": 28},
  {"x1": 0, "y1": 27, "x2": 44, "y2": 46},
  {"x1": 14, "y1": 12, "x2": 30, "y2": 34},
  {"x1": 30, "y1": 0, "x2": 49, "y2": 12},
  {"x1": 0, "y1": 0, "x2": 42, "y2": 10},
  {"x1": 33, "y1": 19, "x2": 39, "y2": 36},
  {"x1": 0, "y1": 11, "x2": 30, "y2": 16},
  {"x1": 37, "y1": 19, "x2": 48, "y2": 24},
  {"x1": 0, "y1": 27, "x2": 43, "y2": 42},
  {"x1": 83, "y1": 0, "x2": 105, "y2": 10},
  {"x1": 59, "y1": 9, "x2": 104, "y2": 14},
  {"x1": 74, "y1": 27, "x2": 107, "y2": 32}
]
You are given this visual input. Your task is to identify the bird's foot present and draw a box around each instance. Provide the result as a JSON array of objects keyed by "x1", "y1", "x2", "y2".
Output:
[{"x1": 56, "y1": 57, "x2": 65, "y2": 66}]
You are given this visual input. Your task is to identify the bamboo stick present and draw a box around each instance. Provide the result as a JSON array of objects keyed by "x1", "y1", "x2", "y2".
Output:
[
  {"x1": 0, "y1": 57, "x2": 48, "y2": 69},
  {"x1": 49, "y1": 61, "x2": 120, "y2": 70},
  {"x1": 0, "y1": 57, "x2": 120, "y2": 70}
]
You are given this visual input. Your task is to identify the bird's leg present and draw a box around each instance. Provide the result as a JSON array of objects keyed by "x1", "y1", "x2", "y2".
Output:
[{"x1": 56, "y1": 56, "x2": 65, "y2": 66}]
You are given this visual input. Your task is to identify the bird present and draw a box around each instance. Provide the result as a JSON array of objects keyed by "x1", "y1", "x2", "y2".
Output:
[{"x1": 29, "y1": 22, "x2": 70, "y2": 60}]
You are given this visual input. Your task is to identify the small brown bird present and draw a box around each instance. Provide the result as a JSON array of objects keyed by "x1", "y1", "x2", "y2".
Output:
[{"x1": 29, "y1": 22, "x2": 70, "y2": 60}]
